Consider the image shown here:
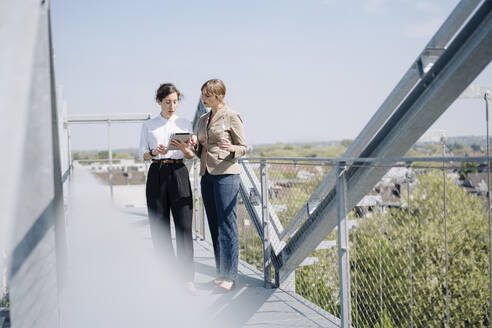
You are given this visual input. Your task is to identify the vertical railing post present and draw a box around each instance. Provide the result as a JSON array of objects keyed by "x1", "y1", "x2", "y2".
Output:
[
  {"x1": 193, "y1": 157, "x2": 200, "y2": 239},
  {"x1": 199, "y1": 163, "x2": 206, "y2": 240},
  {"x1": 378, "y1": 201, "x2": 383, "y2": 328},
  {"x1": 144, "y1": 161, "x2": 148, "y2": 186},
  {"x1": 442, "y1": 136, "x2": 450, "y2": 328},
  {"x1": 314, "y1": 260, "x2": 319, "y2": 305},
  {"x1": 336, "y1": 161, "x2": 351, "y2": 328},
  {"x1": 67, "y1": 124, "x2": 72, "y2": 177},
  {"x1": 1, "y1": 249, "x2": 6, "y2": 301},
  {"x1": 260, "y1": 160, "x2": 272, "y2": 287},
  {"x1": 107, "y1": 119, "x2": 114, "y2": 200},
  {"x1": 200, "y1": 201, "x2": 206, "y2": 241},
  {"x1": 484, "y1": 90, "x2": 492, "y2": 328},
  {"x1": 406, "y1": 169, "x2": 414, "y2": 328}
]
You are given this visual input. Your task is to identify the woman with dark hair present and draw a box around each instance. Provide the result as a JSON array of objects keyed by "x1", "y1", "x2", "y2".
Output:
[
  {"x1": 139, "y1": 83, "x2": 196, "y2": 292},
  {"x1": 191, "y1": 79, "x2": 247, "y2": 292}
]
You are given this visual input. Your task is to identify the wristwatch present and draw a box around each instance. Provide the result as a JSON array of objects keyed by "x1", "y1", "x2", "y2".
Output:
[{"x1": 149, "y1": 148, "x2": 156, "y2": 157}]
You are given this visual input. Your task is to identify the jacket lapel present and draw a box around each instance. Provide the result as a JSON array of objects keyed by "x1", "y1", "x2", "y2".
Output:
[
  {"x1": 208, "y1": 106, "x2": 227, "y2": 128},
  {"x1": 200, "y1": 111, "x2": 211, "y2": 145}
]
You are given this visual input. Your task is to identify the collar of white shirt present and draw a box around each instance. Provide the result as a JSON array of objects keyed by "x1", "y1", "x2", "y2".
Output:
[{"x1": 158, "y1": 114, "x2": 177, "y2": 123}]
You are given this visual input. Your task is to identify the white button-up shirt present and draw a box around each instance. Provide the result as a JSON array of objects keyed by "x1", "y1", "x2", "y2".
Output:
[{"x1": 139, "y1": 114, "x2": 193, "y2": 160}]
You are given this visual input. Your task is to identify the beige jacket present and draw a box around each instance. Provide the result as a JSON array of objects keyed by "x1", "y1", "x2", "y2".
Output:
[{"x1": 195, "y1": 106, "x2": 247, "y2": 176}]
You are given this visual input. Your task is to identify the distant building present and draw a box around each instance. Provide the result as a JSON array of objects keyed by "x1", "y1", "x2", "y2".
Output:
[
  {"x1": 82, "y1": 158, "x2": 148, "y2": 185},
  {"x1": 462, "y1": 173, "x2": 491, "y2": 196},
  {"x1": 418, "y1": 129, "x2": 447, "y2": 143},
  {"x1": 354, "y1": 167, "x2": 410, "y2": 217},
  {"x1": 86, "y1": 158, "x2": 147, "y2": 173}
]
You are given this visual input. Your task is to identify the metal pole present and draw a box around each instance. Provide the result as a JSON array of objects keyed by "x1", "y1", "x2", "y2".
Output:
[
  {"x1": 246, "y1": 218, "x2": 250, "y2": 262},
  {"x1": 314, "y1": 260, "x2": 318, "y2": 305},
  {"x1": 67, "y1": 124, "x2": 72, "y2": 177},
  {"x1": 260, "y1": 160, "x2": 272, "y2": 287},
  {"x1": 252, "y1": 221, "x2": 255, "y2": 263},
  {"x1": 354, "y1": 214, "x2": 358, "y2": 327},
  {"x1": 407, "y1": 170, "x2": 414, "y2": 328},
  {"x1": 336, "y1": 161, "x2": 351, "y2": 328},
  {"x1": 485, "y1": 90, "x2": 492, "y2": 328},
  {"x1": 200, "y1": 201, "x2": 205, "y2": 241},
  {"x1": 193, "y1": 158, "x2": 200, "y2": 240},
  {"x1": 378, "y1": 202, "x2": 383, "y2": 328},
  {"x1": 144, "y1": 160, "x2": 148, "y2": 183},
  {"x1": 442, "y1": 137, "x2": 450, "y2": 327},
  {"x1": 107, "y1": 120, "x2": 113, "y2": 200},
  {"x1": 196, "y1": 161, "x2": 208, "y2": 240},
  {"x1": 1, "y1": 249, "x2": 6, "y2": 301}
]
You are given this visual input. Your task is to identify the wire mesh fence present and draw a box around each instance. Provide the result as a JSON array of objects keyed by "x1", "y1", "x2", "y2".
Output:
[
  {"x1": 351, "y1": 168, "x2": 490, "y2": 327},
  {"x1": 237, "y1": 194, "x2": 264, "y2": 271},
  {"x1": 229, "y1": 157, "x2": 491, "y2": 327}
]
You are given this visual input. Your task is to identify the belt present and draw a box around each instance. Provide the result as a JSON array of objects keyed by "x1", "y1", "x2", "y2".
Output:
[{"x1": 152, "y1": 158, "x2": 183, "y2": 164}]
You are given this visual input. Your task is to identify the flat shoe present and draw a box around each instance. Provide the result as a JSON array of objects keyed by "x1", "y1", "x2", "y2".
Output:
[
  {"x1": 212, "y1": 278, "x2": 223, "y2": 285},
  {"x1": 218, "y1": 280, "x2": 236, "y2": 292},
  {"x1": 186, "y1": 282, "x2": 199, "y2": 296}
]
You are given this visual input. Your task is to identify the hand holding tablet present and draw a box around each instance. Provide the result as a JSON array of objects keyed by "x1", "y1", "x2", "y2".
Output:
[{"x1": 168, "y1": 132, "x2": 193, "y2": 150}]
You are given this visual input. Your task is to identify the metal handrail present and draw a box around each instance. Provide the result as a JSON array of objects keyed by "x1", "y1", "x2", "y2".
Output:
[{"x1": 241, "y1": 156, "x2": 491, "y2": 163}]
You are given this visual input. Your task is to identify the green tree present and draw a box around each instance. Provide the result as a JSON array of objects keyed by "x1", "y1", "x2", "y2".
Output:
[
  {"x1": 96, "y1": 151, "x2": 109, "y2": 159},
  {"x1": 449, "y1": 142, "x2": 464, "y2": 151},
  {"x1": 114, "y1": 152, "x2": 133, "y2": 159},
  {"x1": 459, "y1": 161, "x2": 479, "y2": 180},
  {"x1": 290, "y1": 171, "x2": 489, "y2": 327},
  {"x1": 341, "y1": 139, "x2": 353, "y2": 148},
  {"x1": 1, "y1": 287, "x2": 9, "y2": 307},
  {"x1": 351, "y1": 172, "x2": 489, "y2": 327},
  {"x1": 236, "y1": 165, "x2": 489, "y2": 326}
]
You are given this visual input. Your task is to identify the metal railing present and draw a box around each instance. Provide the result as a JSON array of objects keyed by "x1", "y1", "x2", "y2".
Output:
[
  {"x1": 65, "y1": 114, "x2": 151, "y2": 199},
  {"x1": 72, "y1": 143, "x2": 492, "y2": 327},
  {"x1": 57, "y1": 150, "x2": 492, "y2": 327},
  {"x1": 191, "y1": 158, "x2": 207, "y2": 240},
  {"x1": 74, "y1": 157, "x2": 208, "y2": 241},
  {"x1": 232, "y1": 156, "x2": 491, "y2": 328}
]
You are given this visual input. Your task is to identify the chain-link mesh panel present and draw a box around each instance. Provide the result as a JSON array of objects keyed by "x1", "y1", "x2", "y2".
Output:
[
  {"x1": 266, "y1": 161, "x2": 329, "y2": 229},
  {"x1": 237, "y1": 192, "x2": 264, "y2": 272},
  {"x1": 295, "y1": 245, "x2": 341, "y2": 318},
  {"x1": 350, "y1": 169, "x2": 490, "y2": 328},
  {"x1": 236, "y1": 159, "x2": 334, "y2": 274},
  {"x1": 230, "y1": 159, "x2": 491, "y2": 327}
]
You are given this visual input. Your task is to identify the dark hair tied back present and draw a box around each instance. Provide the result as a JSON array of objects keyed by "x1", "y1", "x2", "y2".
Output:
[{"x1": 156, "y1": 83, "x2": 183, "y2": 102}]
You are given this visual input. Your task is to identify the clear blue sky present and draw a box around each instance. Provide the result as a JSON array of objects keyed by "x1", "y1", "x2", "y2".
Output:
[{"x1": 51, "y1": 0, "x2": 491, "y2": 151}]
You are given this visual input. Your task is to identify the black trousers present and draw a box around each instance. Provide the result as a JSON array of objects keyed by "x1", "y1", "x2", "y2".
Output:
[{"x1": 146, "y1": 162, "x2": 194, "y2": 280}]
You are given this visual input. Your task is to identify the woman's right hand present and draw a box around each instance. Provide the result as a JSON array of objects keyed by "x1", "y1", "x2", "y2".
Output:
[{"x1": 155, "y1": 144, "x2": 169, "y2": 155}]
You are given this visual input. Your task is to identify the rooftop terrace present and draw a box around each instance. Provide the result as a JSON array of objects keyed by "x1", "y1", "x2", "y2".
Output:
[
  {"x1": 60, "y1": 166, "x2": 339, "y2": 328},
  {"x1": 2, "y1": 0, "x2": 492, "y2": 327}
]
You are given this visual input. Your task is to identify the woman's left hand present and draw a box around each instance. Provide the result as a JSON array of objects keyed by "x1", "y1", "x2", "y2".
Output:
[
  {"x1": 219, "y1": 138, "x2": 235, "y2": 152},
  {"x1": 189, "y1": 135, "x2": 198, "y2": 150}
]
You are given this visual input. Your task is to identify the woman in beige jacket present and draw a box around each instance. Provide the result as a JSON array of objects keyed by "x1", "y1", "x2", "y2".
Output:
[{"x1": 192, "y1": 79, "x2": 246, "y2": 292}]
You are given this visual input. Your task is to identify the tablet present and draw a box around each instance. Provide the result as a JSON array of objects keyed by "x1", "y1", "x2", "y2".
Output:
[{"x1": 168, "y1": 132, "x2": 192, "y2": 150}]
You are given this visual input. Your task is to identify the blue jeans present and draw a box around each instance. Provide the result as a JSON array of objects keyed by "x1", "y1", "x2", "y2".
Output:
[{"x1": 201, "y1": 171, "x2": 240, "y2": 281}]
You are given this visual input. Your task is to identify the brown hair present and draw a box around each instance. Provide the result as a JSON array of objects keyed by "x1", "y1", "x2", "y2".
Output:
[
  {"x1": 201, "y1": 79, "x2": 226, "y2": 103},
  {"x1": 155, "y1": 83, "x2": 183, "y2": 103}
]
